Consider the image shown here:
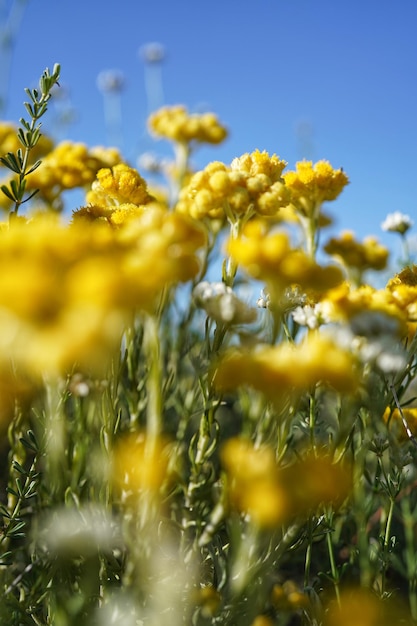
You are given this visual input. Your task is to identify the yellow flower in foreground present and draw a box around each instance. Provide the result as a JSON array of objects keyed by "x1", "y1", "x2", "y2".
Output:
[
  {"x1": 176, "y1": 151, "x2": 290, "y2": 221},
  {"x1": 221, "y1": 438, "x2": 352, "y2": 527},
  {"x1": 324, "y1": 587, "x2": 410, "y2": 626},
  {"x1": 148, "y1": 104, "x2": 228, "y2": 145},
  {"x1": 213, "y1": 333, "x2": 359, "y2": 402},
  {"x1": 220, "y1": 438, "x2": 289, "y2": 527},
  {"x1": 0, "y1": 208, "x2": 205, "y2": 376},
  {"x1": 227, "y1": 220, "x2": 343, "y2": 300},
  {"x1": 112, "y1": 432, "x2": 172, "y2": 496},
  {"x1": 283, "y1": 159, "x2": 349, "y2": 218}
]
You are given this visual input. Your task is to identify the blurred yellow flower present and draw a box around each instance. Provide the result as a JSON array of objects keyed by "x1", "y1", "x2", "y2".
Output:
[
  {"x1": 227, "y1": 219, "x2": 343, "y2": 302},
  {"x1": 25, "y1": 141, "x2": 122, "y2": 209},
  {"x1": 221, "y1": 439, "x2": 352, "y2": 527},
  {"x1": 0, "y1": 208, "x2": 205, "y2": 376},
  {"x1": 148, "y1": 105, "x2": 228, "y2": 145},
  {"x1": 324, "y1": 231, "x2": 389, "y2": 280},
  {"x1": 322, "y1": 283, "x2": 407, "y2": 333},
  {"x1": 213, "y1": 333, "x2": 359, "y2": 403},
  {"x1": 220, "y1": 438, "x2": 289, "y2": 527},
  {"x1": 324, "y1": 587, "x2": 410, "y2": 626},
  {"x1": 112, "y1": 432, "x2": 172, "y2": 495}
]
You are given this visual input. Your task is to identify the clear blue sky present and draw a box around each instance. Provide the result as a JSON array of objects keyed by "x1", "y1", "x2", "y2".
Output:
[{"x1": 2, "y1": 0, "x2": 417, "y2": 259}]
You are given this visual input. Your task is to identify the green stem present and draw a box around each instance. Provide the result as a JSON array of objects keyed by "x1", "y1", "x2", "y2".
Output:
[
  {"x1": 326, "y1": 510, "x2": 341, "y2": 605},
  {"x1": 380, "y1": 496, "x2": 395, "y2": 596}
]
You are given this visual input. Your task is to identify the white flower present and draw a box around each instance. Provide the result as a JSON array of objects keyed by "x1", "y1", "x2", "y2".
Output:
[
  {"x1": 292, "y1": 303, "x2": 329, "y2": 329},
  {"x1": 381, "y1": 211, "x2": 413, "y2": 235},
  {"x1": 193, "y1": 281, "x2": 257, "y2": 325},
  {"x1": 257, "y1": 288, "x2": 270, "y2": 309}
]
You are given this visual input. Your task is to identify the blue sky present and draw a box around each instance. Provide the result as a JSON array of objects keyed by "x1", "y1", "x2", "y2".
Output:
[{"x1": 2, "y1": 0, "x2": 417, "y2": 262}]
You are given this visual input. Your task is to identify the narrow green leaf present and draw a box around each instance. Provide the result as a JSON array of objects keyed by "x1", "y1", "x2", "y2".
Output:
[
  {"x1": 0, "y1": 184, "x2": 16, "y2": 202},
  {"x1": 24, "y1": 102, "x2": 35, "y2": 118},
  {"x1": 0, "y1": 152, "x2": 21, "y2": 173},
  {"x1": 26, "y1": 160, "x2": 42, "y2": 175}
]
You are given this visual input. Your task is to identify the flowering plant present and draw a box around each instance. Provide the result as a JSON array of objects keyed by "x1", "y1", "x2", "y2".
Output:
[{"x1": 0, "y1": 65, "x2": 417, "y2": 626}]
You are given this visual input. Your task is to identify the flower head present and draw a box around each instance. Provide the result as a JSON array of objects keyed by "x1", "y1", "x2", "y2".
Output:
[
  {"x1": 148, "y1": 105, "x2": 228, "y2": 145},
  {"x1": 86, "y1": 163, "x2": 154, "y2": 206},
  {"x1": 213, "y1": 333, "x2": 359, "y2": 403},
  {"x1": 176, "y1": 151, "x2": 290, "y2": 222},
  {"x1": 381, "y1": 211, "x2": 413, "y2": 235},
  {"x1": 227, "y1": 220, "x2": 343, "y2": 304},
  {"x1": 193, "y1": 281, "x2": 257, "y2": 325},
  {"x1": 283, "y1": 159, "x2": 349, "y2": 218}
]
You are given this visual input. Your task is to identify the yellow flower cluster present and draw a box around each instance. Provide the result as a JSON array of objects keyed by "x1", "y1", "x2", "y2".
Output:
[
  {"x1": 86, "y1": 163, "x2": 154, "y2": 207},
  {"x1": 214, "y1": 333, "x2": 359, "y2": 403},
  {"x1": 221, "y1": 438, "x2": 352, "y2": 527},
  {"x1": 324, "y1": 230, "x2": 389, "y2": 273},
  {"x1": 227, "y1": 220, "x2": 343, "y2": 300},
  {"x1": 23, "y1": 141, "x2": 121, "y2": 208},
  {"x1": 283, "y1": 159, "x2": 349, "y2": 218},
  {"x1": 386, "y1": 265, "x2": 417, "y2": 325},
  {"x1": 148, "y1": 104, "x2": 228, "y2": 145},
  {"x1": 0, "y1": 208, "x2": 205, "y2": 377},
  {"x1": 322, "y1": 283, "x2": 407, "y2": 332},
  {"x1": 176, "y1": 151, "x2": 290, "y2": 221}
]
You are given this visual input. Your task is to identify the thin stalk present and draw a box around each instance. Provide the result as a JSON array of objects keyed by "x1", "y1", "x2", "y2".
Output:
[{"x1": 380, "y1": 496, "x2": 395, "y2": 596}]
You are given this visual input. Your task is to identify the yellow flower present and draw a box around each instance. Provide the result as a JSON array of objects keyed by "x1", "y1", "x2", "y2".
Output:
[
  {"x1": 280, "y1": 453, "x2": 352, "y2": 514},
  {"x1": 227, "y1": 220, "x2": 343, "y2": 301},
  {"x1": 220, "y1": 438, "x2": 289, "y2": 527},
  {"x1": 0, "y1": 121, "x2": 54, "y2": 162},
  {"x1": 324, "y1": 231, "x2": 389, "y2": 275},
  {"x1": 283, "y1": 159, "x2": 349, "y2": 218},
  {"x1": 24, "y1": 141, "x2": 122, "y2": 210},
  {"x1": 112, "y1": 432, "x2": 173, "y2": 495},
  {"x1": 213, "y1": 333, "x2": 359, "y2": 402},
  {"x1": 324, "y1": 587, "x2": 410, "y2": 626},
  {"x1": 322, "y1": 283, "x2": 407, "y2": 333},
  {"x1": 221, "y1": 439, "x2": 352, "y2": 526},
  {"x1": 148, "y1": 105, "x2": 228, "y2": 145},
  {"x1": 176, "y1": 151, "x2": 290, "y2": 222},
  {"x1": 0, "y1": 208, "x2": 205, "y2": 376},
  {"x1": 86, "y1": 163, "x2": 154, "y2": 207},
  {"x1": 386, "y1": 265, "x2": 417, "y2": 323}
]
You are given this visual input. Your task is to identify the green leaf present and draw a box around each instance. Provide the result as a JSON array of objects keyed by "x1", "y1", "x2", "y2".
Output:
[
  {"x1": 0, "y1": 184, "x2": 16, "y2": 202},
  {"x1": 26, "y1": 160, "x2": 42, "y2": 175},
  {"x1": 12, "y1": 460, "x2": 26, "y2": 475},
  {"x1": 0, "y1": 152, "x2": 22, "y2": 174},
  {"x1": 24, "y1": 101, "x2": 35, "y2": 118}
]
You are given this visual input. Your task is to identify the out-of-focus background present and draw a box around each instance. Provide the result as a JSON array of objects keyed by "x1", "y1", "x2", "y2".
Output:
[{"x1": 1, "y1": 0, "x2": 417, "y2": 256}]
